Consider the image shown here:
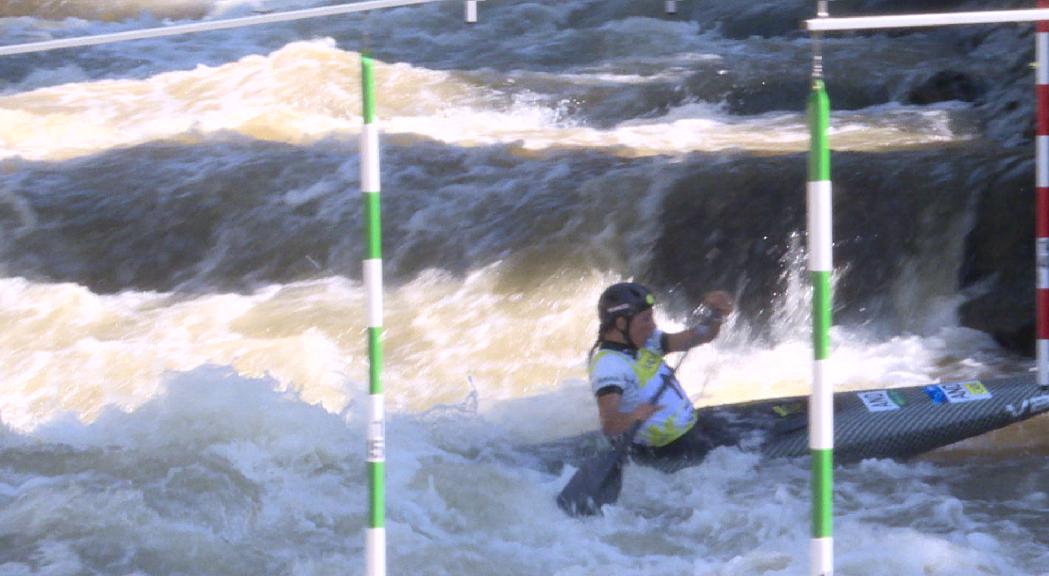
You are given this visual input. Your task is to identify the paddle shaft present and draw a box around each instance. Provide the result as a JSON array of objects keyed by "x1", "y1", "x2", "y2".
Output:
[{"x1": 557, "y1": 308, "x2": 718, "y2": 516}]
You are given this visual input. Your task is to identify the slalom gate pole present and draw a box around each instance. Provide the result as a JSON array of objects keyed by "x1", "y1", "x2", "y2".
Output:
[
  {"x1": 361, "y1": 54, "x2": 387, "y2": 576},
  {"x1": 798, "y1": 1, "x2": 1049, "y2": 568},
  {"x1": 808, "y1": 2, "x2": 833, "y2": 574},
  {"x1": 1038, "y1": 0, "x2": 1049, "y2": 390}
]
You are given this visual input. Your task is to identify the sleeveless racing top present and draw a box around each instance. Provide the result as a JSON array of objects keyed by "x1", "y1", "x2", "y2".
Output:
[{"x1": 589, "y1": 330, "x2": 697, "y2": 447}]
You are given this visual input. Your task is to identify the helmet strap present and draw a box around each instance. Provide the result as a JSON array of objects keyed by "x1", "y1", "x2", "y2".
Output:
[
  {"x1": 598, "y1": 316, "x2": 637, "y2": 348},
  {"x1": 618, "y1": 316, "x2": 636, "y2": 348}
]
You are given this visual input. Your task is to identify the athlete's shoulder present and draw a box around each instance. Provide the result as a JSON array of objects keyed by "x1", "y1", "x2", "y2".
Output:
[
  {"x1": 589, "y1": 349, "x2": 634, "y2": 394},
  {"x1": 589, "y1": 348, "x2": 634, "y2": 374}
]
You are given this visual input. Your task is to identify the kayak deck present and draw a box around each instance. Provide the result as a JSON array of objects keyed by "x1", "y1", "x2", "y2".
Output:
[{"x1": 524, "y1": 374, "x2": 1049, "y2": 471}]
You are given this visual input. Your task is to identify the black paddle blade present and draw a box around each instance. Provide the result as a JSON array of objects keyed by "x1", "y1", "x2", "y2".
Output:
[{"x1": 556, "y1": 451, "x2": 625, "y2": 517}]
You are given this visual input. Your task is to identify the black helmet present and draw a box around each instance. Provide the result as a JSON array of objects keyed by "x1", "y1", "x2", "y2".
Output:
[{"x1": 598, "y1": 282, "x2": 655, "y2": 327}]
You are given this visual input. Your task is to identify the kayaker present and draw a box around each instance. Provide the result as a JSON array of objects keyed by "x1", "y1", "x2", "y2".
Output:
[{"x1": 589, "y1": 282, "x2": 734, "y2": 470}]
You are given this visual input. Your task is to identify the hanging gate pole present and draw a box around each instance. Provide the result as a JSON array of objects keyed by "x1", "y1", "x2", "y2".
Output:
[
  {"x1": 361, "y1": 54, "x2": 387, "y2": 576},
  {"x1": 802, "y1": 6, "x2": 1049, "y2": 572},
  {"x1": 808, "y1": 3, "x2": 834, "y2": 575},
  {"x1": 1038, "y1": 0, "x2": 1049, "y2": 389}
]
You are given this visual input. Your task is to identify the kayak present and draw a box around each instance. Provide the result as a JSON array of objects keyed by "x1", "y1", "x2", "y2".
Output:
[
  {"x1": 705, "y1": 373, "x2": 1048, "y2": 463},
  {"x1": 526, "y1": 374, "x2": 1049, "y2": 474}
]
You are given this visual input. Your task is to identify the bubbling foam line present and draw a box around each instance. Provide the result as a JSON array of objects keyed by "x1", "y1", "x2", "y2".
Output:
[{"x1": 0, "y1": 38, "x2": 972, "y2": 163}]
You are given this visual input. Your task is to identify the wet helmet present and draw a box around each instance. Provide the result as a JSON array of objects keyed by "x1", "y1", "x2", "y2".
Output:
[{"x1": 598, "y1": 282, "x2": 655, "y2": 328}]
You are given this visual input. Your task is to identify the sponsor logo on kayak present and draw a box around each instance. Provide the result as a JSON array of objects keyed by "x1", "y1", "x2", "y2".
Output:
[
  {"x1": 772, "y1": 402, "x2": 803, "y2": 417},
  {"x1": 1005, "y1": 395, "x2": 1049, "y2": 418},
  {"x1": 923, "y1": 381, "x2": 991, "y2": 405},
  {"x1": 889, "y1": 390, "x2": 906, "y2": 406},
  {"x1": 858, "y1": 390, "x2": 902, "y2": 412}
]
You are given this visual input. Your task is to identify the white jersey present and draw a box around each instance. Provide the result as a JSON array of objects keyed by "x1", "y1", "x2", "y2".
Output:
[{"x1": 588, "y1": 329, "x2": 697, "y2": 447}]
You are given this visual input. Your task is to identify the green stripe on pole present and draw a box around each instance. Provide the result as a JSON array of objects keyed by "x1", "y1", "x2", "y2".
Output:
[
  {"x1": 811, "y1": 271, "x2": 831, "y2": 359},
  {"x1": 811, "y1": 449, "x2": 833, "y2": 537},
  {"x1": 368, "y1": 327, "x2": 383, "y2": 394},
  {"x1": 364, "y1": 192, "x2": 382, "y2": 260},
  {"x1": 808, "y1": 79, "x2": 830, "y2": 181},
  {"x1": 370, "y1": 461, "x2": 385, "y2": 527},
  {"x1": 362, "y1": 55, "x2": 376, "y2": 124}
]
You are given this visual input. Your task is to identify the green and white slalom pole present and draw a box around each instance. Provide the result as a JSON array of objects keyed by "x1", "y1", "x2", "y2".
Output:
[
  {"x1": 1038, "y1": 0, "x2": 1049, "y2": 390},
  {"x1": 361, "y1": 54, "x2": 386, "y2": 576},
  {"x1": 808, "y1": 4, "x2": 833, "y2": 574}
]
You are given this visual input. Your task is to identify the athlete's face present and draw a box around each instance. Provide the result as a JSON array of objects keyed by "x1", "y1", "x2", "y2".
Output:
[{"x1": 627, "y1": 308, "x2": 656, "y2": 348}]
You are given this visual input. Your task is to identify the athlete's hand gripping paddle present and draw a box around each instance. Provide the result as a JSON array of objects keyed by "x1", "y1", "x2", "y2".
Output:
[
  {"x1": 555, "y1": 379, "x2": 674, "y2": 517},
  {"x1": 556, "y1": 304, "x2": 721, "y2": 517}
]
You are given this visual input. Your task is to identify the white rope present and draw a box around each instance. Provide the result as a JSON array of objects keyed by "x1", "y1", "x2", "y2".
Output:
[
  {"x1": 806, "y1": 8, "x2": 1049, "y2": 32},
  {"x1": 0, "y1": 0, "x2": 447, "y2": 56}
]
